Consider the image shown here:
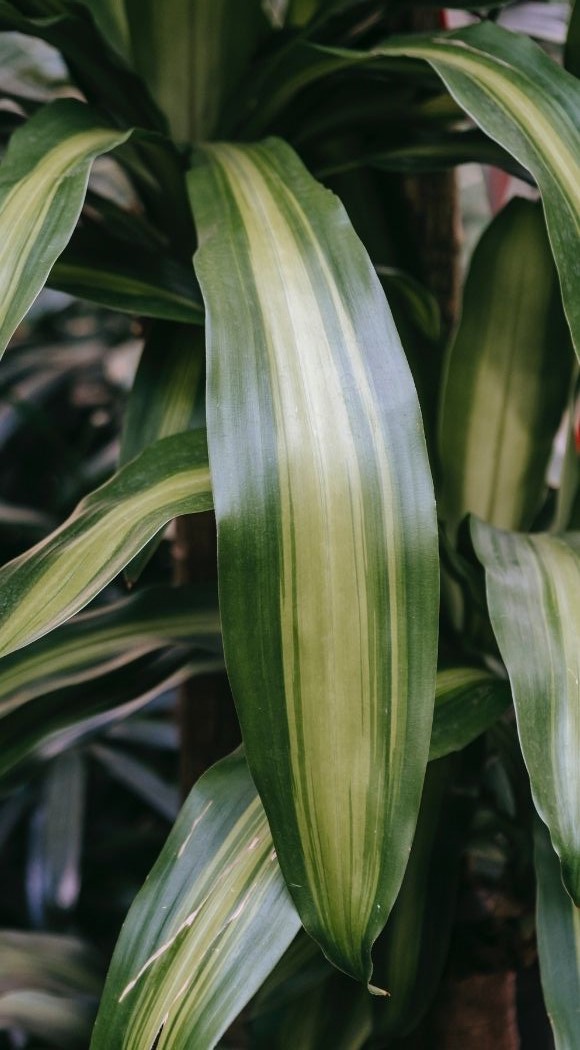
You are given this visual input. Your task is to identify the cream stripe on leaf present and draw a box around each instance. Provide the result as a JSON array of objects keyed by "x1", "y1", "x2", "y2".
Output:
[
  {"x1": 373, "y1": 23, "x2": 580, "y2": 357},
  {"x1": 535, "y1": 819, "x2": 580, "y2": 1050},
  {"x1": 0, "y1": 431, "x2": 212, "y2": 659},
  {"x1": 0, "y1": 583, "x2": 220, "y2": 717},
  {"x1": 0, "y1": 99, "x2": 131, "y2": 358},
  {"x1": 472, "y1": 521, "x2": 580, "y2": 903},
  {"x1": 189, "y1": 140, "x2": 439, "y2": 984},
  {"x1": 91, "y1": 750, "x2": 300, "y2": 1050},
  {"x1": 438, "y1": 199, "x2": 572, "y2": 537}
]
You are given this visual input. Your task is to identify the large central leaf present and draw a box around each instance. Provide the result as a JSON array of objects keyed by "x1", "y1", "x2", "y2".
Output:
[{"x1": 189, "y1": 139, "x2": 439, "y2": 983}]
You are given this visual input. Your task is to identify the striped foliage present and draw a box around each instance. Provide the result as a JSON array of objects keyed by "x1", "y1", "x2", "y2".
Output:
[
  {"x1": 0, "y1": 584, "x2": 220, "y2": 717},
  {"x1": 189, "y1": 139, "x2": 439, "y2": 982},
  {"x1": 0, "y1": 99, "x2": 130, "y2": 357},
  {"x1": 91, "y1": 750, "x2": 300, "y2": 1050},
  {"x1": 438, "y1": 198, "x2": 572, "y2": 534},
  {"x1": 535, "y1": 819, "x2": 580, "y2": 1050},
  {"x1": 472, "y1": 521, "x2": 580, "y2": 902},
  {"x1": 0, "y1": 431, "x2": 212, "y2": 659},
  {"x1": 375, "y1": 23, "x2": 580, "y2": 356}
]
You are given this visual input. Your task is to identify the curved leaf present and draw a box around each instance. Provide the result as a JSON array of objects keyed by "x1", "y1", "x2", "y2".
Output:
[
  {"x1": 0, "y1": 99, "x2": 130, "y2": 357},
  {"x1": 91, "y1": 750, "x2": 300, "y2": 1050},
  {"x1": 374, "y1": 23, "x2": 580, "y2": 356},
  {"x1": 189, "y1": 139, "x2": 438, "y2": 983},
  {"x1": 0, "y1": 431, "x2": 212, "y2": 659},
  {"x1": 472, "y1": 521, "x2": 580, "y2": 902},
  {"x1": 0, "y1": 584, "x2": 220, "y2": 716},
  {"x1": 535, "y1": 819, "x2": 580, "y2": 1050},
  {"x1": 438, "y1": 198, "x2": 572, "y2": 534}
]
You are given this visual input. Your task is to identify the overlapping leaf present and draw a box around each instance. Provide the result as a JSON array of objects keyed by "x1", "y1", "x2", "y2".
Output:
[
  {"x1": 91, "y1": 750, "x2": 300, "y2": 1050},
  {"x1": 472, "y1": 522, "x2": 580, "y2": 902},
  {"x1": 374, "y1": 23, "x2": 580, "y2": 356},
  {"x1": 0, "y1": 431, "x2": 212, "y2": 658},
  {"x1": 429, "y1": 668, "x2": 510, "y2": 762},
  {"x1": 0, "y1": 584, "x2": 220, "y2": 716},
  {"x1": 190, "y1": 139, "x2": 438, "y2": 983}
]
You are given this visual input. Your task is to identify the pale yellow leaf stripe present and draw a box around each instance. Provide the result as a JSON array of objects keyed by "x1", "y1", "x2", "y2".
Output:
[
  {"x1": 209, "y1": 145, "x2": 403, "y2": 948},
  {"x1": 0, "y1": 129, "x2": 123, "y2": 332},
  {"x1": 378, "y1": 39, "x2": 579, "y2": 223}
]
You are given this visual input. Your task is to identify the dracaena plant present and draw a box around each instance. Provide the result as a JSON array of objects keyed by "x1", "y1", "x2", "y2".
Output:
[{"x1": 0, "y1": 1, "x2": 578, "y2": 1048}]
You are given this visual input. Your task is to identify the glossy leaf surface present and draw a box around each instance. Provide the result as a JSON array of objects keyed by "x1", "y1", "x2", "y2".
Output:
[
  {"x1": 0, "y1": 99, "x2": 130, "y2": 357},
  {"x1": 190, "y1": 139, "x2": 438, "y2": 983},
  {"x1": 0, "y1": 431, "x2": 212, "y2": 658},
  {"x1": 472, "y1": 521, "x2": 580, "y2": 902},
  {"x1": 91, "y1": 750, "x2": 300, "y2": 1050},
  {"x1": 438, "y1": 198, "x2": 571, "y2": 534}
]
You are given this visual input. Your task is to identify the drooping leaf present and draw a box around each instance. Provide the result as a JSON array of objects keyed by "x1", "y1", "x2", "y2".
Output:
[
  {"x1": 535, "y1": 819, "x2": 580, "y2": 1050},
  {"x1": 0, "y1": 431, "x2": 212, "y2": 659},
  {"x1": 429, "y1": 667, "x2": 511, "y2": 763},
  {"x1": 91, "y1": 750, "x2": 300, "y2": 1050},
  {"x1": 0, "y1": 583, "x2": 220, "y2": 717},
  {"x1": 189, "y1": 139, "x2": 439, "y2": 983},
  {"x1": 0, "y1": 651, "x2": 216, "y2": 784},
  {"x1": 90, "y1": 744, "x2": 179, "y2": 821},
  {"x1": 374, "y1": 23, "x2": 580, "y2": 356},
  {"x1": 438, "y1": 198, "x2": 572, "y2": 535},
  {"x1": 472, "y1": 521, "x2": 580, "y2": 902},
  {"x1": 49, "y1": 228, "x2": 204, "y2": 323},
  {"x1": 0, "y1": 99, "x2": 130, "y2": 358}
]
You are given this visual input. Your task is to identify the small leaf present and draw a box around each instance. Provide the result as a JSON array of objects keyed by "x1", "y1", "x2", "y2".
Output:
[{"x1": 429, "y1": 667, "x2": 511, "y2": 762}]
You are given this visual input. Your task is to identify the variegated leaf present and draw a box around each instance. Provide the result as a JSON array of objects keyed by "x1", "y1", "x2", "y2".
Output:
[
  {"x1": 0, "y1": 584, "x2": 220, "y2": 717},
  {"x1": 438, "y1": 198, "x2": 572, "y2": 535},
  {"x1": 375, "y1": 23, "x2": 580, "y2": 356},
  {"x1": 189, "y1": 139, "x2": 439, "y2": 983},
  {"x1": 90, "y1": 750, "x2": 300, "y2": 1050},
  {"x1": 0, "y1": 431, "x2": 212, "y2": 659},
  {"x1": 429, "y1": 667, "x2": 511, "y2": 762},
  {"x1": 472, "y1": 521, "x2": 580, "y2": 902},
  {"x1": 0, "y1": 99, "x2": 130, "y2": 357}
]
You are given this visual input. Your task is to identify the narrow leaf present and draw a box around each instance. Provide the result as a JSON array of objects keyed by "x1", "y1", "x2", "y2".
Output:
[
  {"x1": 91, "y1": 750, "x2": 300, "y2": 1050},
  {"x1": 49, "y1": 229, "x2": 204, "y2": 324},
  {"x1": 0, "y1": 99, "x2": 130, "y2": 357},
  {"x1": 472, "y1": 521, "x2": 580, "y2": 902},
  {"x1": 0, "y1": 583, "x2": 220, "y2": 717},
  {"x1": 0, "y1": 431, "x2": 212, "y2": 658},
  {"x1": 438, "y1": 198, "x2": 572, "y2": 534},
  {"x1": 535, "y1": 819, "x2": 580, "y2": 1050},
  {"x1": 374, "y1": 23, "x2": 580, "y2": 356},
  {"x1": 189, "y1": 139, "x2": 439, "y2": 983}
]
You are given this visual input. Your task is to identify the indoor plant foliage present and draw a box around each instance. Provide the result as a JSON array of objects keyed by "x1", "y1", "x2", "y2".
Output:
[{"x1": 0, "y1": 2, "x2": 577, "y2": 1048}]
